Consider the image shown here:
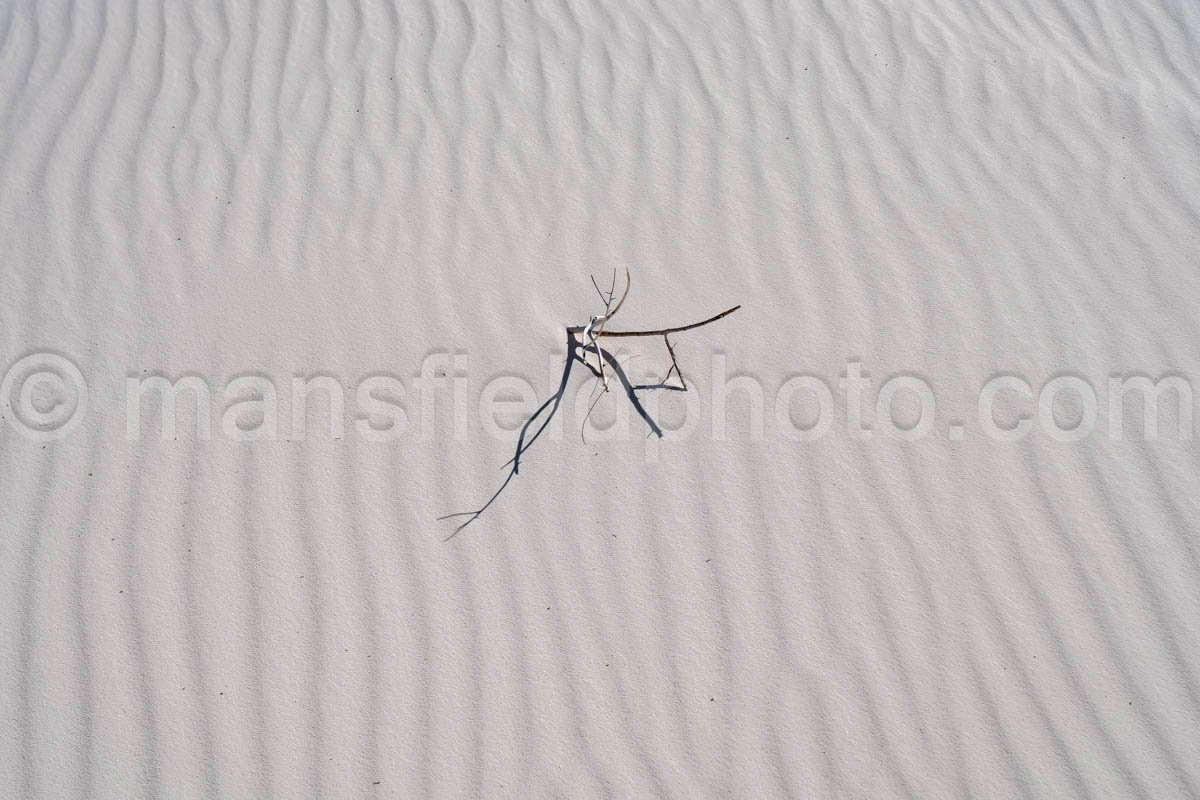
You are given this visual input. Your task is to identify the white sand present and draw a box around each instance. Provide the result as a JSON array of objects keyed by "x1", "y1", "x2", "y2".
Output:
[{"x1": 2, "y1": 0, "x2": 1199, "y2": 796}]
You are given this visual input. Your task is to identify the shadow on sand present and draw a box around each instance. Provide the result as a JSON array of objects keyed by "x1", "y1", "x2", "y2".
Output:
[
  {"x1": 437, "y1": 334, "x2": 669, "y2": 539},
  {"x1": 438, "y1": 304, "x2": 740, "y2": 539}
]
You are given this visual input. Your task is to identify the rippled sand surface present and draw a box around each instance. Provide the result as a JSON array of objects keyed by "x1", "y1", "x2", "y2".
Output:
[{"x1": 2, "y1": 0, "x2": 1199, "y2": 796}]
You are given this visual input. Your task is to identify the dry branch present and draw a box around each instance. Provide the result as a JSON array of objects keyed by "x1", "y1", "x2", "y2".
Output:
[
  {"x1": 441, "y1": 269, "x2": 740, "y2": 539},
  {"x1": 567, "y1": 304, "x2": 741, "y2": 338}
]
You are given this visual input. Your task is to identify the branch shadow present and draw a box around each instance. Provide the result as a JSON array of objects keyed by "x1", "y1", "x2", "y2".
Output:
[
  {"x1": 438, "y1": 334, "x2": 668, "y2": 539},
  {"x1": 597, "y1": 344, "x2": 664, "y2": 439}
]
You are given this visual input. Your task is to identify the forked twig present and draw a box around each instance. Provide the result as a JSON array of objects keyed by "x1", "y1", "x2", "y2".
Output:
[
  {"x1": 568, "y1": 303, "x2": 741, "y2": 338},
  {"x1": 581, "y1": 267, "x2": 631, "y2": 392},
  {"x1": 440, "y1": 269, "x2": 739, "y2": 539}
]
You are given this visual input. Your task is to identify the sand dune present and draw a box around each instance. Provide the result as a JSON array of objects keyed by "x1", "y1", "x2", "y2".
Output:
[{"x1": 2, "y1": 0, "x2": 1199, "y2": 796}]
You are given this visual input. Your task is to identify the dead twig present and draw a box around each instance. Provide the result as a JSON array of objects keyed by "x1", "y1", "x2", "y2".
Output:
[
  {"x1": 440, "y1": 270, "x2": 739, "y2": 538},
  {"x1": 580, "y1": 267, "x2": 631, "y2": 392},
  {"x1": 567, "y1": 303, "x2": 740, "y2": 338}
]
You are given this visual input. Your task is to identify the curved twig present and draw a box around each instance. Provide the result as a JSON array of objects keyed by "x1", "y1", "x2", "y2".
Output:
[{"x1": 568, "y1": 304, "x2": 740, "y2": 338}]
